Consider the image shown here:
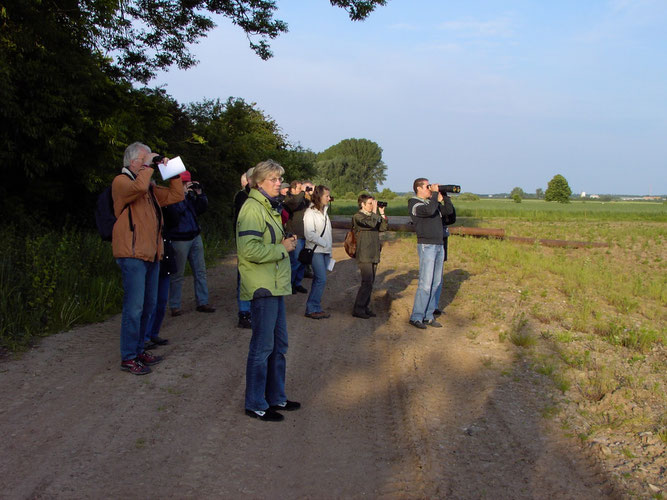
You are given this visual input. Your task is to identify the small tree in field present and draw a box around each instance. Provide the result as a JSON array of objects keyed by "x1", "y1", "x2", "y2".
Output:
[
  {"x1": 545, "y1": 175, "x2": 572, "y2": 203},
  {"x1": 510, "y1": 187, "x2": 525, "y2": 199},
  {"x1": 536, "y1": 188, "x2": 544, "y2": 199},
  {"x1": 512, "y1": 194, "x2": 522, "y2": 203}
]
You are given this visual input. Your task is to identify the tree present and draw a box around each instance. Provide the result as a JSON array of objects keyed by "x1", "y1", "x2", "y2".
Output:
[
  {"x1": 536, "y1": 188, "x2": 544, "y2": 199},
  {"x1": 510, "y1": 187, "x2": 525, "y2": 199},
  {"x1": 2, "y1": 0, "x2": 387, "y2": 84},
  {"x1": 512, "y1": 194, "x2": 522, "y2": 203},
  {"x1": 315, "y1": 138, "x2": 387, "y2": 195},
  {"x1": 545, "y1": 175, "x2": 572, "y2": 203}
]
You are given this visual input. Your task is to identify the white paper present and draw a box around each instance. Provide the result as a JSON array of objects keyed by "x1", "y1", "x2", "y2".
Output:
[
  {"x1": 327, "y1": 258, "x2": 336, "y2": 272},
  {"x1": 158, "y1": 156, "x2": 186, "y2": 180}
]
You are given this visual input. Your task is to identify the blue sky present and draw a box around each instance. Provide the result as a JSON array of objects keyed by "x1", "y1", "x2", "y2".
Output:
[{"x1": 153, "y1": 0, "x2": 667, "y2": 195}]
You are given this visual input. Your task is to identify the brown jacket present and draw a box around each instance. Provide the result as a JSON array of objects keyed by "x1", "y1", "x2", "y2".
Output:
[{"x1": 111, "y1": 166, "x2": 184, "y2": 262}]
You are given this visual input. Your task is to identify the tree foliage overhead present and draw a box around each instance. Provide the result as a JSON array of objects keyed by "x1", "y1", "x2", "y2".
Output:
[
  {"x1": 545, "y1": 174, "x2": 572, "y2": 203},
  {"x1": 1, "y1": 0, "x2": 387, "y2": 84},
  {"x1": 314, "y1": 138, "x2": 387, "y2": 195}
]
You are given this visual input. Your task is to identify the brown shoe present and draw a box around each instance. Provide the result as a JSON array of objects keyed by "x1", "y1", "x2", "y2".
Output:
[
  {"x1": 305, "y1": 311, "x2": 330, "y2": 319},
  {"x1": 171, "y1": 308, "x2": 183, "y2": 317},
  {"x1": 196, "y1": 304, "x2": 216, "y2": 313}
]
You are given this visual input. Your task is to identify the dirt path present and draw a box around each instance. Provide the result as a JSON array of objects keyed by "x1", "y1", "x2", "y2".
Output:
[{"x1": 0, "y1": 230, "x2": 618, "y2": 499}]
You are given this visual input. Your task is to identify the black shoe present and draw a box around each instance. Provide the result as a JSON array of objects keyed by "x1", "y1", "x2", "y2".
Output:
[
  {"x1": 245, "y1": 408, "x2": 284, "y2": 422},
  {"x1": 433, "y1": 309, "x2": 442, "y2": 317},
  {"x1": 365, "y1": 310, "x2": 377, "y2": 317},
  {"x1": 424, "y1": 319, "x2": 443, "y2": 328},
  {"x1": 238, "y1": 314, "x2": 251, "y2": 329},
  {"x1": 196, "y1": 304, "x2": 216, "y2": 313},
  {"x1": 269, "y1": 400, "x2": 301, "y2": 412},
  {"x1": 151, "y1": 336, "x2": 169, "y2": 346},
  {"x1": 293, "y1": 285, "x2": 308, "y2": 294},
  {"x1": 352, "y1": 311, "x2": 370, "y2": 319},
  {"x1": 409, "y1": 320, "x2": 427, "y2": 330}
]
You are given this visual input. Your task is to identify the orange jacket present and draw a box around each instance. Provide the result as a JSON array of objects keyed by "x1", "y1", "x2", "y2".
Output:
[{"x1": 111, "y1": 166, "x2": 184, "y2": 262}]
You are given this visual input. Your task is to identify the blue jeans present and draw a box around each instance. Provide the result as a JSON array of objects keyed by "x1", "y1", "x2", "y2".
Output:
[
  {"x1": 410, "y1": 244, "x2": 444, "y2": 323},
  {"x1": 305, "y1": 252, "x2": 330, "y2": 314},
  {"x1": 169, "y1": 235, "x2": 209, "y2": 308},
  {"x1": 245, "y1": 296, "x2": 288, "y2": 411},
  {"x1": 237, "y1": 267, "x2": 251, "y2": 314},
  {"x1": 116, "y1": 258, "x2": 159, "y2": 361},
  {"x1": 289, "y1": 238, "x2": 306, "y2": 287},
  {"x1": 144, "y1": 268, "x2": 170, "y2": 342}
]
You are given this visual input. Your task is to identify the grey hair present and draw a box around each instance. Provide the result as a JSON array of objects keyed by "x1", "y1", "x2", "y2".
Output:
[
  {"x1": 245, "y1": 167, "x2": 256, "y2": 188},
  {"x1": 123, "y1": 142, "x2": 151, "y2": 167},
  {"x1": 250, "y1": 160, "x2": 284, "y2": 187}
]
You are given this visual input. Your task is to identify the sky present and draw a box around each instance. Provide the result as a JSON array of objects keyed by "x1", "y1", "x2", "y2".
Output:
[{"x1": 152, "y1": 0, "x2": 667, "y2": 195}]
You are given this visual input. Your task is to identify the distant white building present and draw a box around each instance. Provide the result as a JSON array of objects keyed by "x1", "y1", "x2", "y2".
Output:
[
  {"x1": 580, "y1": 191, "x2": 586, "y2": 198},
  {"x1": 589, "y1": 194, "x2": 600, "y2": 199}
]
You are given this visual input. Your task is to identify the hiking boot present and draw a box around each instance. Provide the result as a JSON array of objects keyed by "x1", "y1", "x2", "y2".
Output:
[
  {"x1": 352, "y1": 311, "x2": 370, "y2": 319},
  {"x1": 137, "y1": 351, "x2": 163, "y2": 366},
  {"x1": 120, "y1": 359, "x2": 151, "y2": 375},
  {"x1": 245, "y1": 408, "x2": 284, "y2": 422},
  {"x1": 424, "y1": 319, "x2": 443, "y2": 328},
  {"x1": 293, "y1": 285, "x2": 308, "y2": 294},
  {"x1": 365, "y1": 310, "x2": 377, "y2": 317},
  {"x1": 196, "y1": 304, "x2": 216, "y2": 313},
  {"x1": 409, "y1": 319, "x2": 427, "y2": 330},
  {"x1": 305, "y1": 311, "x2": 330, "y2": 319},
  {"x1": 151, "y1": 336, "x2": 169, "y2": 346},
  {"x1": 433, "y1": 309, "x2": 443, "y2": 317},
  {"x1": 171, "y1": 308, "x2": 183, "y2": 317},
  {"x1": 238, "y1": 313, "x2": 251, "y2": 329},
  {"x1": 269, "y1": 400, "x2": 301, "y2": 412}
]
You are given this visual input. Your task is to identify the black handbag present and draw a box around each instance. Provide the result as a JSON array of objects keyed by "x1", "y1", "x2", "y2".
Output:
[
  {"x1": 297, "y1": 247, "x2": 314, "y2": 265},
  {"x1": 299, "y1": 215, "x2": 328, "y2": 265}
]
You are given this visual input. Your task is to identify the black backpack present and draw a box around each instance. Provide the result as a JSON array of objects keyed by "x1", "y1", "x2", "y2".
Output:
[{"x1": 95, "y1": 173, "x2": 133, "y2": 241}]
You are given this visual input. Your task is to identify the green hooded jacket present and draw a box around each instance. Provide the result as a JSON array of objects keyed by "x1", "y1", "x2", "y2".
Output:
[{"x1": 236, "y1": 189, "x2": 291, "y2": 300}]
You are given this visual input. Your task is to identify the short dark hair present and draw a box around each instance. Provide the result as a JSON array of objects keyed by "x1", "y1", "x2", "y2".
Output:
[
  {"x1": 357, "y1": 193, "x2": 374, "y2": 208},
  {"x1": 413, "y1": 178, "x2": 428, "y2": 193},
  {"x1": 311, "y1": 185, "x2": 330, "y2": 211}
]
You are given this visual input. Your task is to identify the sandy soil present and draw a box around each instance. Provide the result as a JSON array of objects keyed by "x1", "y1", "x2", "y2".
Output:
[{"x1": 0, "y1": 230, "x2": 620, "y2": 499}]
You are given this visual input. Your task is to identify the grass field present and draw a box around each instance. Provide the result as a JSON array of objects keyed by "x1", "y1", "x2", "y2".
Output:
[{"x1": 330, "y1": 197, "x2": 667, "y2": 221}]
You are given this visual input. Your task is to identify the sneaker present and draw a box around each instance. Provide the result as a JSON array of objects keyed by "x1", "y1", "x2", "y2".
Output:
[
  {"x1": 196, "y1": 304, "x2": 216, "y2": 313},
  {"x1": 171, "y1": 308, "x2": 183, "y2": 317},
  {"x1": 409, "y1": 319, "x2": 427, "y2": 330},
  {"x1": 245, "y1": 408, "x2": 284, "y2": 422},
  {"x1": 305, "y1": 311, "x2": 330, "y2": 319},
  {"x1": 238, "y1": 313, "x2": 251, "y2": 329},
  {"x1": 120, "y1": 359, "x2": 151, "y2": 375},
  {"x1": 137, "y1": 351, "x2": 163, "y2": 366},
  {"x1": 352, "y1": 311, "x2": 370, "y2": 319},
  {"x1": 269, "y1": 400, "x2": 301, "y2": 412},
  {"x1": 293, "y1": 285, "x2": 308, "y2": 294},
  {"x1": 433, "y1": 309, "x2": 442, "y2": 317},
  {"x1": 424, "y1": 319, "x2": 443, "y2": 328}
]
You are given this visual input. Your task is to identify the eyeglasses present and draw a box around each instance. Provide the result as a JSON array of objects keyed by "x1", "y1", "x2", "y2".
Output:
[{"x1": 267, "y1": 177, "x2": 284, "y2": 184}]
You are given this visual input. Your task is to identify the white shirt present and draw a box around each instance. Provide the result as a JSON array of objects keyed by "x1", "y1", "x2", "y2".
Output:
[{"x1": 303, "y1": 205, "x2": 332, "y2": 253}]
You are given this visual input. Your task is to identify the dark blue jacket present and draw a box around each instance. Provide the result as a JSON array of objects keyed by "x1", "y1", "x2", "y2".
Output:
[{"x1": 164, "y1": 191, "x2": 208, "y2": 241}]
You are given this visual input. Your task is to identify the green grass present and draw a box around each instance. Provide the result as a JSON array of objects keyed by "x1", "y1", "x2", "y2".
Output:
[{"x1": 329, "y1": 197, "x2": 667, "y2": 221}]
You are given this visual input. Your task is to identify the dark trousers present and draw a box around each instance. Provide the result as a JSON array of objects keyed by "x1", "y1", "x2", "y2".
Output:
[{"x1": 354, "y1": 262, "x2": 377, "y2": 314}]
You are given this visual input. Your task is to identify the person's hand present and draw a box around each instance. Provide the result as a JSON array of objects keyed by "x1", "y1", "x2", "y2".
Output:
[
  {"x1": 371, "y1": 199, "x2": 378, "y2": 212},
  {"x1": 281, "y1": 235, "x2": 297, "y2": 252},
  {"x1": 378, "y1": 205, "x2": 385, "y2": 216},
  {"x1": 437, "y1": 192, "x2": 444, "y2": 203},
  {"x1": 143, "y1": 152, "x2": 168, "y2": 166},
  {"x1": 430, "y1": 183, "x2": 440, "y2": 193}
]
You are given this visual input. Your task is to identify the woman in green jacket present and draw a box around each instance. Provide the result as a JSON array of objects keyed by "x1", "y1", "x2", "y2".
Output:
[
  {"x1": 236, "y1": 160, "x2": 300, "y2": 422},
  {"x1": 351, "y1": 194, "x2": 388, "y2": 318}
]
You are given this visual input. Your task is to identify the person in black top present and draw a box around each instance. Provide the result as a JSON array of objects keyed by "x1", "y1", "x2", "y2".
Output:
[{"x1": 233, "y1": 169, "x2": 253, "y2": 328}]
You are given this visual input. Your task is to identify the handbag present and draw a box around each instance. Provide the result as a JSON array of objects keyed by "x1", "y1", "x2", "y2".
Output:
[
  {"x1": 299, "y1": 214, "x2": 328, "y2": 265},
  {"x1": 343, "y1": 228, "x2": 356, "y2": 258}
]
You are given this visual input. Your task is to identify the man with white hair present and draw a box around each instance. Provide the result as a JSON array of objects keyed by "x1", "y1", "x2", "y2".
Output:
[{"x1": 112, "y1": 142, "x2": 184, "y2": 374}]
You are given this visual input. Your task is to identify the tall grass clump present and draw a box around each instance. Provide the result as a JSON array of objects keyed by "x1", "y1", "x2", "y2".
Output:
[{"x1": 0, "y1": 226, "x2": 123, "y2": 351}]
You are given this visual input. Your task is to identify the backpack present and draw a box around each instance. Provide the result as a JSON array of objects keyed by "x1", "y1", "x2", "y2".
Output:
[
  {"x1": 344, "y1": 228, "x2": 357, "y2": 258},
  {"x1": 95, "y1": 173, "x2": 133, "y2": 241}
]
